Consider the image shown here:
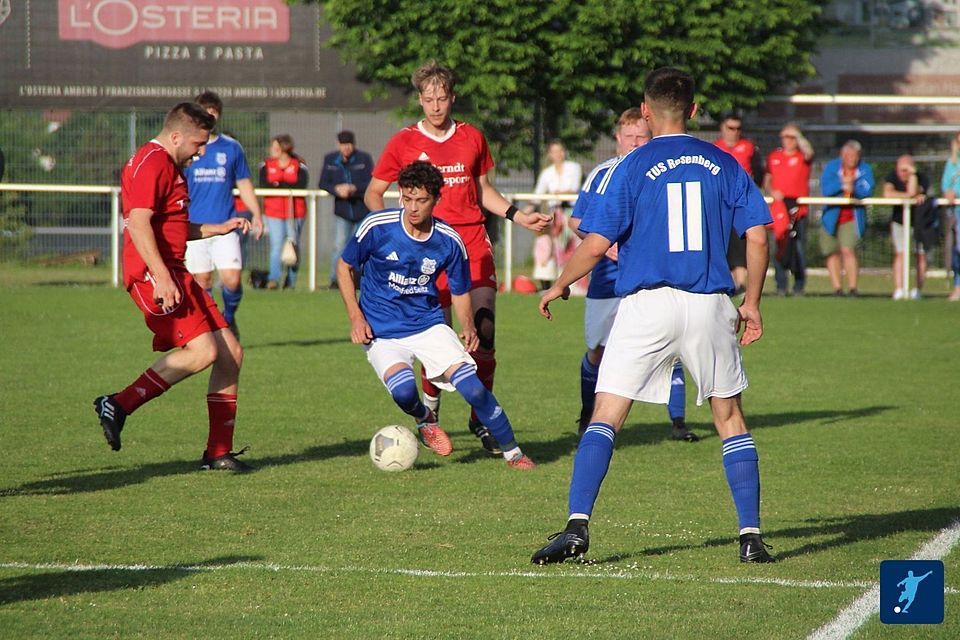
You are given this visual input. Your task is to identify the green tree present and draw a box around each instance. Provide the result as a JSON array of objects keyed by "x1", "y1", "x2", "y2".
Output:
[{"x1": 309, "y1": 0, "x2": 824, "y2": 170}]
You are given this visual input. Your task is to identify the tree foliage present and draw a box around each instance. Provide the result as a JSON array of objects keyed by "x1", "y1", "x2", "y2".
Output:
[{"x1": 309, "y1": 0, "x2": 825, "y2": 170}]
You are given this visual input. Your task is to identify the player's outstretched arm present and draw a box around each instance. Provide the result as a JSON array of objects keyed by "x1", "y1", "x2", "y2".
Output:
[
  {"x1": 539, "y1": 233, "x2": 610, "y2": 320},
  {"x1": 127, "y1": 208, "x2": 180, "y2": 312},
  {"x1": 738, "y1": 225, "x2": 768, "y2": 346},
  {"x1": 188, "y1": 217, "x2": 251, "y2": 240},
  {"x1": 335, "y1": 258, "x2": 373, "y2": 344},
  {"x1": 450, "y1": 292, "x2": 479, "y2": 352},
  {"x1": 364, "y1": 177, "x2": 390, "y2": 212},
  {"x1": 477, "y1": 174, "x2": 552, "y2": 232}
]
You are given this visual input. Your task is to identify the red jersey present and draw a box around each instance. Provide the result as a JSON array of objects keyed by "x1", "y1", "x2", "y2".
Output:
[
  {"x1": 373, "y1": 121, "x2": 494, "y2": 247},
  {"x1": 262, "y1": 156, "x2": 307, "y2": 219},
  {"x1": 765, "y1": 148, "x2": 812, "y2": 219},
  {"x1": 120, "y1": 140, "x2": 190, "y2": 287},
  {"x1": 714, "y1": 138, "x2": 758, "y2": 177}
]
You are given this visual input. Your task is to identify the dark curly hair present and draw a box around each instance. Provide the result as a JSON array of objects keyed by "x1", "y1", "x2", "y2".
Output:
[{"x1": 398, "y1": 161, "x2": 444, "y2": 198}]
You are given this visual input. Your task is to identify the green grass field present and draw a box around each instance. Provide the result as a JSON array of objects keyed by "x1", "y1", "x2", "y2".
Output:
[{"x1": 1, "y1": 265, "x2": 958, "y2": 639}]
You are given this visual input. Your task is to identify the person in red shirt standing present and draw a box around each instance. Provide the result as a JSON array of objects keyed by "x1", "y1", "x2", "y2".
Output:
[
  {"x1": 260, "y1": 134, "x2": 309, "y2": 290},
  {"x1": 93, "y1": 102, "x2": 255, "y2": 472},
  {"x1": 365, "y1": 60, "x2": 551, "y2": 454},
  {"x1": 764, "y1": 123, "x2": 814, "y2": 296},
  {"x1": 715, "y1": 115, "x2": 762, "y2": 294}
]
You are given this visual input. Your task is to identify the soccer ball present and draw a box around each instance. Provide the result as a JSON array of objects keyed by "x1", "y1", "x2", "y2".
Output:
[{"x1": 369, "y1": 425, "x2": 419, "y2": 472}]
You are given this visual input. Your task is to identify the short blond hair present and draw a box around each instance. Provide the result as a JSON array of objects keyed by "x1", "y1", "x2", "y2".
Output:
[
  {"x1": 412, "y1": 60, "x2": 456, "y2": 95},
  {"x1": 616, "y1": 107, "x2": 644, "y2": 132}
]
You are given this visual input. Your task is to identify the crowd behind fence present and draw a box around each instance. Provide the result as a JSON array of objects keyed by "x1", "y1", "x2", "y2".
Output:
[{"x1": 1, "y1": 182, "x2": 953, "y2": 297}]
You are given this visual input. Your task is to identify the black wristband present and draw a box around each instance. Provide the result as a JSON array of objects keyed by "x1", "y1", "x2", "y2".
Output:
[{"x1": 505, "y1": 205, "x2": 518, "y2": 222}]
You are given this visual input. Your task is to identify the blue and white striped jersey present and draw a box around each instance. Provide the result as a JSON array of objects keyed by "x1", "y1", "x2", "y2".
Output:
[
  {"x1": 340, "y1": 209, "x2": 470, "y2": 339},
  {"x1": 571, "y1": 156, "x2": 619, "y2": 299}
]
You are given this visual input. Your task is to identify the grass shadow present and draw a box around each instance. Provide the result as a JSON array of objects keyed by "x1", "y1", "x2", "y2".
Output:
[
  {"x1": 244, "y1": 337, "x2": 351, "y2": 349},
  {"x1": 0, "y1": 438, "x2": 370, "y2": 497},
  {"x1": 0, "y1": 555, "x2": 261, "y2": 605},
  {"x1": 636, "y1": 506, "x2": 960, "y2": 560}
]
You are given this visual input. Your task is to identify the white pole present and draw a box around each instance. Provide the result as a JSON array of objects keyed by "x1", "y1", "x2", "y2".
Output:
[
  {"x1": 110, "y1": 187, "x2": 121, "y2": 288},
  {"x1": 504, "y1": 215, "x2": 513, "y2": 292},
  {"x1": 902, "y1": 200, "x2": 912, "y2": 300},
  {"x1": 308, "y1": 193, "x2": 318, "y2": 292}
]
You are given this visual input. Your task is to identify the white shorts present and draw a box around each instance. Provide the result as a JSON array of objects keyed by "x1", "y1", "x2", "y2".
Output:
[
  {"x1": 365, "y1": 324, "x2": 476, "y2": 392},
  {"x1": 584, "y1": 297, "x2": 621, "y2": 350},
  {"x1": 596, "y1": 287, "x2": 747, "y2": 406},
  {"x1": 185, "y1": 233, "x2": 243, "y2": 273},
  {"x1": 890, "y1": 221, "x2": 925, "y2": 254}
]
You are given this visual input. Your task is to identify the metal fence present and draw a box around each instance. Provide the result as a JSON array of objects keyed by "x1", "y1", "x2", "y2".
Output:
[{"x1": 0, "y1": 180, "x2": 952, "y2": 297}]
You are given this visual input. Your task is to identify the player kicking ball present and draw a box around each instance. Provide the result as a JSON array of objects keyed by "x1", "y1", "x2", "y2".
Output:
[
  {"x1": 337, "y1": 161, "x2": 535, "y2": 469},
  {"x1": 93, "y1": 102, "x2": 254, "y2": 472},
  {"x1": 531, "y1": 68, "x2": 775, "y2": 564}
]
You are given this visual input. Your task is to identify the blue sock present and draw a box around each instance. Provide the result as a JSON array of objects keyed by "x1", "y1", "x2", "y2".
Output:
[
  {"x1": 568, "y1": 423, "x2": 616, "y2": 519},
  {"x1": 668, "y1": 360, "x2": 685, "y2": 421},
  {"x1": 385, "y1": 369, "x2": 428, "y2": 421},
  {"x1": 221, "y1": 285, "x2": 242, "y2": 325},
  {"x1": 450, "y1": 364, "x2": 517, "y2": 450},
  {"x1": 580, "y1": 353, "x2": 599, "y2": 420},
  {"x1": 722, "y1": 434, "x2": 760, "y2": 531}
]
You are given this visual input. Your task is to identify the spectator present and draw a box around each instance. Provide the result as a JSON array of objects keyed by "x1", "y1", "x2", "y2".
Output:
[
  {"x1": 763, "y1": 123, "x2": 814, "y2": 296},
  {"x1": 527, "y1": 141, "x2": 582, "y2": 289},
  {"x1": 820, "y1": 140, "x2": 875, "y2": 297},
  {"x1": 885, "y1": 154, "x2": 935, "y2": 300},
  {"x1": 940, "y1": 133, "x2": 960, "y2": 300},
  {"x1": 318, "y1": 130, "x2": 373, "y2": 289},
  {"x1": 260, "y1": 134, "x2": 309, "y2": 290},
  {"x1": 715, "y1": 115, "x2": 762, "y2": 293}
]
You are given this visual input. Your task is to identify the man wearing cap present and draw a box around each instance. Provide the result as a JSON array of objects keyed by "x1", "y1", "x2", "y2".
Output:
[{"x1": 319, "y1": 130, "x2": 374, "y2": 288}]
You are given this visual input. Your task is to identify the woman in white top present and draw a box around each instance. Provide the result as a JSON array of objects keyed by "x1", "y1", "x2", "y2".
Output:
[{"x1": 528, "y1": 141, "x2": 582, "y2": 288}]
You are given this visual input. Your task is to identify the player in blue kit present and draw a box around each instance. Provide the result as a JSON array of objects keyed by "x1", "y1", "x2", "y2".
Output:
[
  {"x1": 186, "y1": 91, "x2": 264, "y2": 339},
  {"x1": 532, "y1": 68, "x2": 775, "y2": 564},
  {"x1": 570, "y1": 108, "x2": 696, "y2": 442},
  {"x1": 337, "y1": 161, "x2": 536, "y2": 470}
]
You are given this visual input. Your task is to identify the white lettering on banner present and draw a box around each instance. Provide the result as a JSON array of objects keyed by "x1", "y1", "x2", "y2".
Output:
[{"x1": 59, "y1": 0, "x2": 289, "y2": 49}]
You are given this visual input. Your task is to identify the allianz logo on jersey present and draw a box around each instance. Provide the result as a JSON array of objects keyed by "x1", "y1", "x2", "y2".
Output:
[
  {"x1": 387, "y1": 258, "x2": 437, "y2": 287},
  {"x1": 193, "y1": 167, "x2": 227, "y2": 179}
]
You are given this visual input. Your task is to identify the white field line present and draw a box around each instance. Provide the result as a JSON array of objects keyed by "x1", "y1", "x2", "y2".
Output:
[
  {"x1": 807, "y1": 519, "x2": 960, "y2": 640},
  {"x1": 2, "y1": 559, "x2": 957, "y2": 594}
]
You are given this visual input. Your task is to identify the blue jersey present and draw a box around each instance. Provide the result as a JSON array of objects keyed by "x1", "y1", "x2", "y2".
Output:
[
  {"x1": 571, "y1": 157, "x2": 619, "y2": 299},
  {"x1": 186, "y1": 134, "x2": 252, "y2": 224},
  {"x1": 580, "y1": 134, "x2": 771, "y2": 296},
  {"x1": 341, "y1": 209, "x2": 471, "y2": 339}
]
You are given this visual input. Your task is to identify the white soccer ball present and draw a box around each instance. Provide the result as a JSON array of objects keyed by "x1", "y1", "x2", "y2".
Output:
[{"x1": 369, "y1": 425, "x2": 419, "y2": 472}]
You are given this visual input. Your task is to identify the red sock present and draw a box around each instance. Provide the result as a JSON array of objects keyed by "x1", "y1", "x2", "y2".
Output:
[
  {"x1": 420, "y1": 364, "x2": 441, "y2": 399},
  {"x1": 206, "y1": 393, "x2": 237, "y2": 459},
  {"x1": 113, "y1": 368, "x2": 171, "y2": 414},
  {"x1": 470, "y1": 349, "x2": 496, "y2": 423}
]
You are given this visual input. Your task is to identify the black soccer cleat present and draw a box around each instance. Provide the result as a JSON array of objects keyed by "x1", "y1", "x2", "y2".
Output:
[
  {"x1": 468, "y1": 418, "x2": 501, "y2": 455},
  {"x1": 739, "y1": 533, "x2": 776, "y2": 563},
  {"x1": 670, "y1": 417, "x2": 700, "y2": 442},
  {"x1": 531, "y1": 524, "x2": 590, "y2": 565},
  {"x1": 93, "y1": 395, "x2": 126, "y2": 451},
  {"x1": 200, "y1": 447, "x2": 254, "y2": 472}
]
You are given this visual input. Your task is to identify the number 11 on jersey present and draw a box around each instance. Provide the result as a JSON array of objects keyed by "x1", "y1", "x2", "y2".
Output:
[{"x1": 667, "y1": 181, "x2": 703, "y2": 252}]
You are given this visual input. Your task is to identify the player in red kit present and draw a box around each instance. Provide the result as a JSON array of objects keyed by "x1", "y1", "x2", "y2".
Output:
[
  {"x1": 365, "y1": 60, "x2": 551, "y2": 454},
  {"x1": 93, "y1": 102, "x2": 255, "y2": 472}
]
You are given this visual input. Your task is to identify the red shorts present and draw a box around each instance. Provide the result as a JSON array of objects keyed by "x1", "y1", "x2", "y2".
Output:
[
  {"x1": 128, "y1": 268, "x2": 227, "y2": 352},
  {"x1": 437, "y1": 234, "x2": 497, "y2": 308}
]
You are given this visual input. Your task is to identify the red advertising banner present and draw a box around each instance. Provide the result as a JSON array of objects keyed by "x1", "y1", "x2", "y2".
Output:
[{"x1": 57, "y1": 0, "x2": 289, "y2": 49}]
